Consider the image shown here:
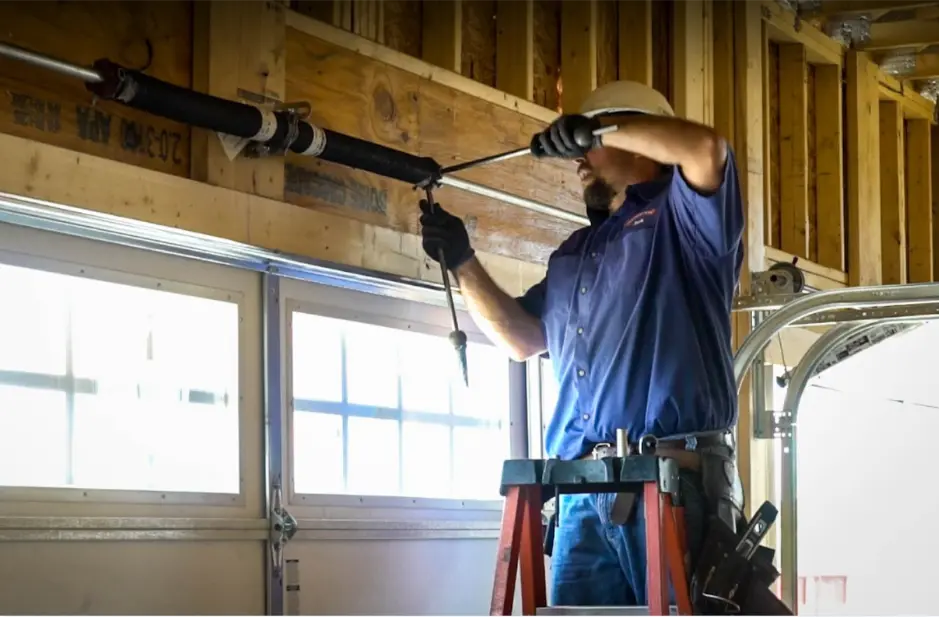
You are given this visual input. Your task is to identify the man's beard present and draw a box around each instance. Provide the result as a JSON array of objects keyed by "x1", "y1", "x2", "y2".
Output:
[{"x1": 583, "y1": 178, "x2": 617, "y2": 226}]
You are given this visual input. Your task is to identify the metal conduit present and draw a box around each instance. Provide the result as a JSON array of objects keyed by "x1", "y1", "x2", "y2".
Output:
[
  {"x1": 0, "y1": 42, "x2": 589, "y2": 228},
  {"x1": 734, "y1": 282, "x2": 939, "y2": 390},
  {"x1": 775, "y1": 321, "x2": 878, "y2": 611}
]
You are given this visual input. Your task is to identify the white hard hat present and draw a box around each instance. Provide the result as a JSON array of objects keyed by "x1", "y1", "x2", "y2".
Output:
[{"x1": 579, "y1": 80, "x2": 675, "y2": 118}]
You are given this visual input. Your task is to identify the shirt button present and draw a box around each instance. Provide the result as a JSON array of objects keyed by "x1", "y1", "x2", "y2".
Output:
[
  {"x1": 577, "y1": 327, "x2": 584, "y2": 335},
  {"x1": 591, "y1": 252, "x2": 598, "y2": 259},
  {"x1": 580, "y1": 286, "x2": 588, "y2": 294},
  {"x1": 577, "y1": 369, "x2": 586, "y2": 377},
  {"x1": 582, "y1": 413, "x2": 590, "y2": 421}
]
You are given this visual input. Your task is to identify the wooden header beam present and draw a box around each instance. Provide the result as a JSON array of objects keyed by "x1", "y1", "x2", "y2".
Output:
[
  {"x1": 285, "y1": 10, "x2": 558, "y2": 124},
  {"x1": 0, "y1": 132, "x2": 547, "y2": 297},
  {"x1": 875, "y1": 68, "x2": 936, "y2": 122},
  {"x1": 761, "y1": 0, "x2": 843, "y2": 66},
  {"x1": 814, "y1": 1, "x2": 937, "y2": 16},
  {"x1": 861, "y1": 20, "x2": 939, "y2": 51}
]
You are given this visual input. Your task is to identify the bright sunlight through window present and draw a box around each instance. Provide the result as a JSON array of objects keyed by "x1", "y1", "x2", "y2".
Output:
[
  {"x1": 291, "y1": 311, "x2": 511, "y2": 501},
  {"x1": 0, "y1": 262, "x2": 240, "y2": 494}
]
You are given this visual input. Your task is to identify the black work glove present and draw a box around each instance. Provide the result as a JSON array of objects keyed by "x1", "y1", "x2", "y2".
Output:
[
  {"x1": 530, "y1": 114, "x2": 602, "y2": 159},
  {"x1": 419, "y1": 200, "x2": 475, "y2": 269}
]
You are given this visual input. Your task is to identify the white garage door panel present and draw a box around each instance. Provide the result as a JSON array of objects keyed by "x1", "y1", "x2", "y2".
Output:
[
  {"x1": 288, "y1": 538, "x2": 526, "y2": 615},
  {"x1": 0, "y1": 541, "x2": 265, "y2": 615}
]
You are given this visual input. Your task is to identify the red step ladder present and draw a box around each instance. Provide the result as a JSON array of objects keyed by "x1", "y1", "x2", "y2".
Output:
[{"x1": 490, "y1": 458, "x2": 694, "y2": 616}]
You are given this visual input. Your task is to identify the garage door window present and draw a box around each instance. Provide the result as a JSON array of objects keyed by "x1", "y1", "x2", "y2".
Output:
[
  {"x1": 0, "y1": 261, "x2": 240, "y2": 494},
  {"x1": 290, "y1": 311, "x2": 510, "y2": 501}
]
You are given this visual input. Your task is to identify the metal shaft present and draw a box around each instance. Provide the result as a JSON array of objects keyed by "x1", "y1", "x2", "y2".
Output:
[
  {"x1": 439, "y1": 147, "x2": 531, "y2": 175},
  {"x1": 0, "y1": 42, "x2": 102, "y2": 83},
  {"x1": 424, "y1": 187, "x2": 469, "y2": 386}
]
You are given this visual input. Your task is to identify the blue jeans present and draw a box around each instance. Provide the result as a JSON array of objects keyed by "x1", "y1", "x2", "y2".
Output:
[{"x1": 549, "y1": 470, "x2": 710, "y2": 607}]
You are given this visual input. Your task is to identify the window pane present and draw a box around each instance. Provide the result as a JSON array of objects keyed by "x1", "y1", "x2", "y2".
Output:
[
  {"x1": 399, "y1": 332, "x2": 451, "y2": 415},
  {"x1": 292, "y1": 312, "x2": 343, "y2": 403},
  {"x1": 453, "y1": 343, "x2": 509, "y2": 421},
  {"x1": 0, "y1": 264, "x2": 68, "y2": 375},
  {"x1": 345, "y1": 323, "x2": 399, "y2": 408},
  {"x1": 453, "y1": 425, "x2": 508, "y2": 500},
  {"x1": 290, "y1": 310, "x2": 512, "y2": 502},
  {"x1": 541, "y1": 357, "x2": 560, "y2": 418},
  {"x1": 401, "y1": 422, "x2": 451, "y2": 498},
  {"x1": 0, "y1": 386, "x2": 67, "y2": 487},
  {"x1": 293, "y1": 411, "x2": 344, "y2": 495},
  {"x1": 346, "y1": 417, "x2": 399, "y2": 496},
  {"x1": 0, "y1": 263, "x2": 240, "y2": 494}
]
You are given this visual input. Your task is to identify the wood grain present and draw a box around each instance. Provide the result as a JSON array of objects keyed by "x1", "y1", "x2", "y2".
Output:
[
  {"x1": 533, "y1": 0, "x2": 561, "y2": 111},
  {"x1": 0, "y1": 1, "x2": 192, "y2": 178},
  {"x1": 879, "y1": 100, "x2": 906, "y2": 284},
  {"x1": 596, "y1": 0, "x2": 619, "y2": 87},
  {"x1": 462, "y1": 0, "x2": 497, "y2": 87},
  {"x1": 383, "y1": 0, "x2": 423, "y2": 57},
  {"x1": 0, "y1": 132, "x2": 545, "y2": 298},
  {"x1": 778, "y1": 43, "x2": 809, "y2": 259},
  {"x1": 905, "y1": 119, "x2": 933, "y2": 283},
  {"x1": 813, "y1": 63, "x2": 844, "y2": 272},
  {"x1": 845, "y1": 52, "x2": 882, "y2": 286},
  {"x1": 284, "y1": 29, "x2": 582, "y2": 264}
]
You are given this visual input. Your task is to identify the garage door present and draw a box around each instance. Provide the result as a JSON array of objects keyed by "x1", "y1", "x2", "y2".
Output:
[{"x1": 0, "y1": 223, "x2": 268, "y2": 614}]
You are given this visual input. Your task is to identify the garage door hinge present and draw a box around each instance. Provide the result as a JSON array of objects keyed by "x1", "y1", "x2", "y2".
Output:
[{"x1": 270, "y1": 482, "x2": 298, "y2": 576}]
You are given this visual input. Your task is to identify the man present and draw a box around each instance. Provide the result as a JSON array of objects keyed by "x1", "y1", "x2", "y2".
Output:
[{"x1": 419, "y1": 81, "x2": 745, "y2": 607}]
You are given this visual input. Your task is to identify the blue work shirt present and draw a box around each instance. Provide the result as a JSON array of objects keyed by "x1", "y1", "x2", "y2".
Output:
[{"x1": 518, "y1": 150, "x2": 744, "y2": 460}]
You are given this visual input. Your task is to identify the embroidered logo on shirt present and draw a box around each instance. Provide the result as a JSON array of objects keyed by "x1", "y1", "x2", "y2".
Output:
[{"x1": 624, "y1": 208, "x2": 657, "y2": 228}]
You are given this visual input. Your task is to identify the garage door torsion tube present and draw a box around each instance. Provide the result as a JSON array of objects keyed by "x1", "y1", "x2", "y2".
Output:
[{"x1": 87, "y1": 59, "x2": 442, "y2": 185}]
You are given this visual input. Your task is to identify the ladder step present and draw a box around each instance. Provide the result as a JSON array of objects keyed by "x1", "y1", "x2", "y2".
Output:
[{"x1": 536, "y1": 606, "x2": 678, "y2": 616}]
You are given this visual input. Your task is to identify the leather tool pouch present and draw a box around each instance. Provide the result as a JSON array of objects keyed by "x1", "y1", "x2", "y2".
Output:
[
  {"x1": 699, "y1": 449, "x2": 745, "y2": 534},
  {"x1": 690, "y1": 515, "x2": 792, "y2": 615}
]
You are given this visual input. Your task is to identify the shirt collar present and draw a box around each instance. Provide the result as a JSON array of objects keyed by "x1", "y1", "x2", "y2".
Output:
[{"x1": 624, "y1": 168, "x2": 672, "y2": 205}]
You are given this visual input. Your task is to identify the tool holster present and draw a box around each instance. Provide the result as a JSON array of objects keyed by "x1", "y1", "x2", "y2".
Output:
[
  {"x1": 697, "y1": 442, "x2": 746, "y2": 534},
  {"x1": 690, "y1": 507, "x2": 792, "y2": 615}
]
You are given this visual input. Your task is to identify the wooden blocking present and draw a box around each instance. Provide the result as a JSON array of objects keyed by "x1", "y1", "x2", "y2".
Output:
[
  {"x1": 285, "y1": 29, "x2": 421, "y2": 232},
  {"x1": 905, "y1": 118, "x2": 933, "y2": 283},
  {"x1": 845, "y1": 51, "x2": 882, "y2": 286},
  {"x1": 422, "y1": 0, "x2": 462, "y2": 73},
  {"x1": 879, "y1": 100, "x2": 906, "y2": 284},
  {"x1": 777, "y1": 44, "x2": 810, "y2": 259},
  {"x1": 814, "y1": 64, "x2": 845, "y2": 272},
  {"x1": 672, "y1": 0, "x2": 712, "y2": 125},
  {"x1": 284, "y1": 28, "x2": 581, "y2": 264},
  {"x1": 0, "y1": 1, "x2": 192, "y2": 178},
  {"x1": 618, "y1": 0, "x2": 653, "y2": 87},
  {"x1": 496, "y1": 0, "x2": 535, "y2": 99},
  {"x1": 191, "y1": 0, "x2": 286, "y2": 200},
  {"x1": 560, "y1": 0, "x2": 598, "y2": 112}
]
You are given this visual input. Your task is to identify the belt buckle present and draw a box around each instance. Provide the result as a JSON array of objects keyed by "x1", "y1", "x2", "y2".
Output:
[{"x1": 591, "y1": 443, "x2": 616, "y2": 459}]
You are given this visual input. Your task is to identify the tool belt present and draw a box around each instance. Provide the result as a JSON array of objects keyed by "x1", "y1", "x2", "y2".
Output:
[{"x1": 543, "y1": 431, "x2": 745, "y2": 556}]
